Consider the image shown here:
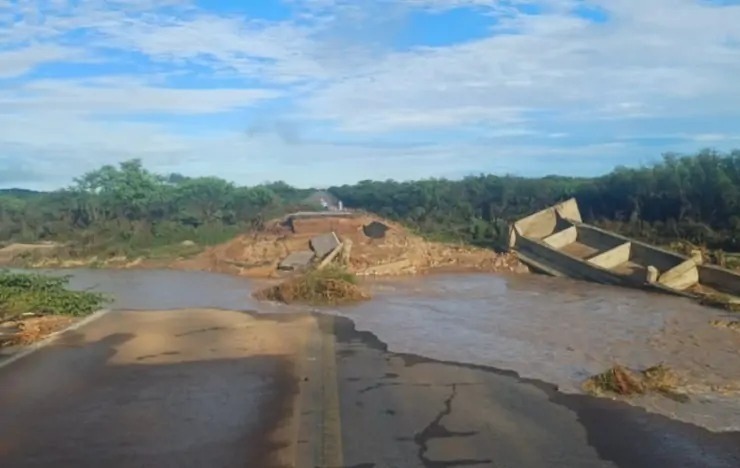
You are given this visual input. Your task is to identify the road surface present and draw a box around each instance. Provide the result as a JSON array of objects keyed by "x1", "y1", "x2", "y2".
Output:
[{"x1": 0, "y1": 309, "x2": 738, "y2": 467}]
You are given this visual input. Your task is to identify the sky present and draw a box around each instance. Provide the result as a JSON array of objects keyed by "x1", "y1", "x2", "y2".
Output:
[{"x1": 1, "y1": 0, "x2": 740, "y2": 190}]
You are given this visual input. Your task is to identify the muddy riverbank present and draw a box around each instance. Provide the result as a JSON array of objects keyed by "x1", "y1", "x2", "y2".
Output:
[{"x1": 25, "y1": 268, "x2": 740, "y2": 432}]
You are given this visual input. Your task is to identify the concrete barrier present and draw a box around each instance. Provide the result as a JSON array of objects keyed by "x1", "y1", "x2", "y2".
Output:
[
  {"x1": 516, "y1": 236, "x2": 627, "y2": 286},
  {"x1": 554, "y1": 198, "x2": 583, "y2": 223},
  {"x1": 587, "y1": 242, "x2": 632, "y2": 269},
  {"x1": 699, "y1": 264, "x2": 740, "y2": 296},
  {"x1": 576, "y1": 225, "x2": 627, "y2": 251},
  {"x1": 659, "y1": 259, "x2": 699, "y2": 291},
  {"x1": 512, "y1": 207, "x2": 559, "y2": 241},
  {"x1": 543, "y1": 226, "x2": 577, "y2": 249}
]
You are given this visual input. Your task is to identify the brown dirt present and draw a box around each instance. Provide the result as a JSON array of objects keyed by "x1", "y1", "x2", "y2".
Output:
[
  {"x1": 0, "y1": 315, "x2": 75, "y2": 347},
  {"x1": 173, "y1": 212, "x2": 524, "y2": 278}
]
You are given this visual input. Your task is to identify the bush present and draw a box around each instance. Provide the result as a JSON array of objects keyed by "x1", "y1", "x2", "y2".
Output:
[
  {"x1": 253, "y1": 266, "x2": 369, "y2": 305},
  {"x1": 582, "y1": 363, "x2": 688, "y2": 402},
  {"x1": 0, "y1": 271, "x2": 109, "y2": 320}
]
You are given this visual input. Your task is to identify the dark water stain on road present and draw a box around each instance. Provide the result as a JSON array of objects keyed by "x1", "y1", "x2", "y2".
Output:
[
  {"x1": 0, "y1": 313, "x2": 300, "y2": 468},
  {"x1": 327, "y1": 313, "x2": 740, "y2": 468}
]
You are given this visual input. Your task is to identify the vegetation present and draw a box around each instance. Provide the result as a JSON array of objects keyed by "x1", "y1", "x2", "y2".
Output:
[
  {"x1": 0, "y1": 271, "x2": 108, "y2": 321},
  {"x1": 253, "y1": 266, "x2": 370, "y2": 305},
  {"x1": 583, "y1": 363, "x2": 688, "y2": 403},
  {"x1": 0, "y1": 149, "x2": 738, "y2": 262},
  {"x1": 330, "y1": 149, "x2": 740, "y2": 254},
  {"x1": 0, "y1": 159, "x2": 319, "y2": 260}
]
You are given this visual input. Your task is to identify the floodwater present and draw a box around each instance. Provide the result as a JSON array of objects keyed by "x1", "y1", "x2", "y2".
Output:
[{"x1": 45, "y1": 268, "x2": 740, "y2": 432}]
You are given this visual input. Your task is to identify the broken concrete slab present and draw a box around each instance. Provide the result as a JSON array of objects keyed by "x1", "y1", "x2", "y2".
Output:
[
  {"x1": 310, "y1": 232, "x2": 341, "y2": 259},
  {"x1": 510, "y1": 198, "x2": 740, "y2": 308},
  {"x1": 278, "y1": 251, "x2": 315, "y2": 271}
]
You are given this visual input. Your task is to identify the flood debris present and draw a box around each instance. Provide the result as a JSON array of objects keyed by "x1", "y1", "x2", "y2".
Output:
[
  {"x1": 698, "y1": 291, "x2": 740, "y2": 312},
  {"x1": 510, "y1": 198, "x2": 740, "y2": 308},
  {"x1": 710, "y1": 319, "x2": 740, "y2": 332},
  {"x1": 310, "y1": 232, "x2": 341, "y2": 259},
  {"x1": 0, "y1": 316, "x2": 74, "y2": 347},
  {"x1": 582, "y1": 363, "x2": 689, "y2": 403},
  {"x1": 253, "y1": 266, "x2": 370, "y2": 306},
  {"x1": 278, "y1": 250, "x2": 314, "y2": 271}
]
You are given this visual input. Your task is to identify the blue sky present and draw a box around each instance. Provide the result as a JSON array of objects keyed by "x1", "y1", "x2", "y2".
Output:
[{"x1": 1, "y1": 0, "x2": 740, "y2": 189}]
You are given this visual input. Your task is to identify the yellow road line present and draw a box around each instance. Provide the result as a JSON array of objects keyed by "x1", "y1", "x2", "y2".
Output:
[{"x1": 319, "y1": 315, "x2": 343, "y2": 467}]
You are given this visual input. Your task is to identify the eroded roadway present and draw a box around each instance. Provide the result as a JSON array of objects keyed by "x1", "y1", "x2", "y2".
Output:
[{"x1": 0, "y1": 310, "x2": 739, "y2": 468}]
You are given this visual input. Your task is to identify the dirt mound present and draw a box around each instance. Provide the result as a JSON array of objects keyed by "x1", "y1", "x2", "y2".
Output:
[
  {"x1": 254, "y1": 267, "x2": 370, "y2": 306},
  {"x1": 175, "y1": 212, "x2": 523, "y2": 278}
]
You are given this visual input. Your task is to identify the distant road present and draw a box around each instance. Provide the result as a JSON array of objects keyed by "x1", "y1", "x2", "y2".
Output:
[{"x1": 1, "y1": 310, "x2": 738, "y2": 468}]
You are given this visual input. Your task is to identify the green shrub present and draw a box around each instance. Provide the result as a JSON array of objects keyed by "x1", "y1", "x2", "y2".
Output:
[{"x1": 0, "y1": 271, "x2": 109, "y2": 320}]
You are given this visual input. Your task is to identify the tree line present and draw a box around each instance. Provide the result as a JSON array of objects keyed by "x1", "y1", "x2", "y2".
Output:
[
  {"x1": 330, "y1": 149, "x2": 739, "y2": 251},
  {"x1": 0, "y1": 159, "x2": 318, "y2": 256},
  {"x1": 0, "y1": 150, "x2": 738, "y2": 257}
]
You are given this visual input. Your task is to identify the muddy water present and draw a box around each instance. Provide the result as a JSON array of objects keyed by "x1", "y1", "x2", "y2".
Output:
[{"x1": 49, "y1": 268, "x2": 740, "y2": 431}]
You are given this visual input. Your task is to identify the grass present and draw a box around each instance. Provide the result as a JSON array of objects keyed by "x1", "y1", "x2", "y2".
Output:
[
  {"x1": 253, "y1": 266, "x2": 369, "y2": 306},
  {"x1": 0, "y1": 271, "x2": 109, "y2": 322},
  {"x1": 582, "y1": 363, "x2": 689, "y2": 403},
  {"x1": 698, "y1": 292, "x2": 740, "y2": 313}
]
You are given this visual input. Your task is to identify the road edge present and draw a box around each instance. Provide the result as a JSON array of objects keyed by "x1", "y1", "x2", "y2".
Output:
[{"x1": 0, "y1": 308, "x2": 111, "y2": 370}]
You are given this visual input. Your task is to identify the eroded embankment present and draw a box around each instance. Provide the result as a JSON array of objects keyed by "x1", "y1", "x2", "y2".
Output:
[
  {"x1": 1, "y1": 213, "x2": 524, "y2": 279},
  {"x1": 173, "y1": 213, "x2": 523, "y2": 278}
]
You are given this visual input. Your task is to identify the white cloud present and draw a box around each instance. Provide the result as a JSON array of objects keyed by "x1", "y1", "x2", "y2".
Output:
[
  {"x1": 0, "y1": 44, "x2": 83, "y2": 78},
  {"x1": 300, "y1": 0, "x2": 740, "y2": 132},
  {"x1": 2, "y1": 79, "x2": 280, "y2": 115},
  {"x1": 1, "y1": 0, "x2": 740, "y2": 188}
]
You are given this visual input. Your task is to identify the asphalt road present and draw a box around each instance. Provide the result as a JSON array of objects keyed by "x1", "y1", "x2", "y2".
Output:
[{"x1": 1, "y1": 310, "x2": 739, "y2": 468}]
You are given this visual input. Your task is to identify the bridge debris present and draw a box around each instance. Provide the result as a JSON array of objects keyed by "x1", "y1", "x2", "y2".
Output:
[{"x1": 510, "y1": 198, "x2": 740, "y2": 308}]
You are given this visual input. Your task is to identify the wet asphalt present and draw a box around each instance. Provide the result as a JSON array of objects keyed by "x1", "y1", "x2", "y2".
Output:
[{"x1": 0, "y1": 310, "x2": 739, "y2": 468}]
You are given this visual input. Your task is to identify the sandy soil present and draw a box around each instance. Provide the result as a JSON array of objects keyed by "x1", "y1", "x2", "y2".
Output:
[
  {"x1": 100, "y1": 309, "x2": 317, "y2": 366},
  {"x1": 0, "y1": 315, "x2": 75, "y2": 347}
]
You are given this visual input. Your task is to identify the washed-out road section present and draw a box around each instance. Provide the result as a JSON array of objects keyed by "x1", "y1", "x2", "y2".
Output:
[{"x1": 1, "y1": 307, "x2": 739, "y2": 467}]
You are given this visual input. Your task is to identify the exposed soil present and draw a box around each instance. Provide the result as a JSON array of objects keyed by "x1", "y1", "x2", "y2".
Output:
[
  {"x1": 0, "y1": 315, "x2": 75, "y2": 347},
  {"x1": 174, "y1": 212, "x2": 523, "y2": 278}
]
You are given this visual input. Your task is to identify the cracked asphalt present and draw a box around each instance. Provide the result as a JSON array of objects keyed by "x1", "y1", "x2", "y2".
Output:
[
  {"x1": 1, "y1": 310, "x2": 739, "y2": 468},
  {"x1": 330, "y1": 315, "x2": 740, "y2": 468}
]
